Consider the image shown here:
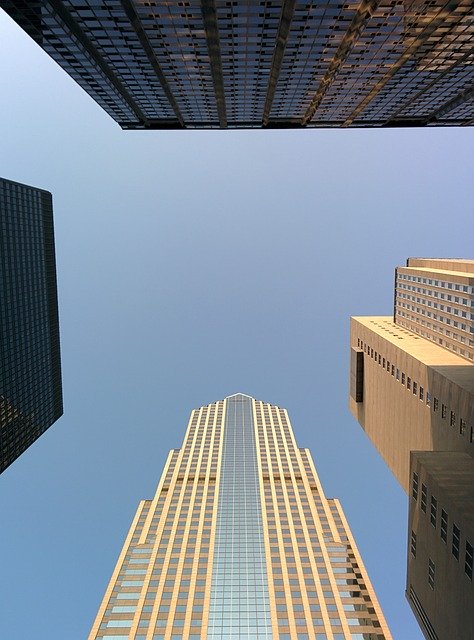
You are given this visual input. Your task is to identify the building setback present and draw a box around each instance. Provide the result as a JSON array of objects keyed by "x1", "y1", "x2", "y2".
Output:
[
  {"x1": 349, "y1": 258, "x2": 474, "y2": 640},
  {"x1": 89, "y1": 393, "x2": 392, "y2": 640},
  {"x1": 2, "y1": 1, "x2": 473, "y2": 130},
  {"x1": 0, "y1": 177, "x2": 62, "y2": 473}
]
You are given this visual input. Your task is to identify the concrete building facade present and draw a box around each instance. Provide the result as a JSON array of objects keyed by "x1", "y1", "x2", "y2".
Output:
[
  {"x1": 349, "y1": 259, "x2": 474, "y2": 640},
  {"x1": 395, "y1": 258, "x2": 474, "y2": 362},
  {"x1": 350, "y1": 315, "x2": 474, "y2": 493},
  {"x1": 408, "y1": 452, "x2": 474, "y2": 640},
  {"x1": 89, "y1": 393, "x2": 392, "y2": 640}
]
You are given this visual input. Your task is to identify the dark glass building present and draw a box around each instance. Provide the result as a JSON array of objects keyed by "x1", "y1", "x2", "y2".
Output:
[
  {"x1": 2, "y1": 0, "x2": 473, "y2": 129},
  {"x1": 0, "y1": 177, "x2": 62, "y2": 473}
]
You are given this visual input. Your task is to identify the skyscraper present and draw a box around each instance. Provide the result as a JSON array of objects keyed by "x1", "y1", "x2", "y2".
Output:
[
  {"x1": 349, "y1": 258, "x2": 474, "y2": 640},
  {"x1": 0, "y1": 177, "x2": 62, "y2": 473},
  {"x1": 395, "y1": 258, "x2": 474, "y2": 362},
  {"x1": 3, "y1": 1, "x2": 473, "y2": 130},
  {"x1": 89, "y1": 393, "x2": 392, "y2": 640}
]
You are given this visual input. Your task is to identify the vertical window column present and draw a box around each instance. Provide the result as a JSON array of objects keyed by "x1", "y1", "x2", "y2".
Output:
[{"x1": 207, "y1": 395, "x2": 271, "y2": 639}]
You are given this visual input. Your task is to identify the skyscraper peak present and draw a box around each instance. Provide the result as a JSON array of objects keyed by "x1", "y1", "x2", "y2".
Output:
[{"x1": 89, "y1": 395, "x2": 392, "y2": 639}]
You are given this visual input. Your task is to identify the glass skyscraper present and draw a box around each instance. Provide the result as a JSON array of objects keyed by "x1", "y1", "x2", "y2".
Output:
[
  {"x1": 89, "y1": 393, "x2": 391, "y2": 640},
  {"x1": 3, "y1": 1, "x2": 473, "y2": 129},
  {"x1": 0, "y1": 177, "x2": 62, "y2": 473}
]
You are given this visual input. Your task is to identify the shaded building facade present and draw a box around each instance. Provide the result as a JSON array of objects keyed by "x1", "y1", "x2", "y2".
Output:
[
  {"x1": 0, "y1": 177, "x2": 62, "y2": 473},
  {"x1": 349, "y1": 259, "x2": 474, "y2": 640},
  {"x1": 408, "y1": 451, "x2": 474, "y2": 640},
  {"x1": 2, "y1": 1, "x2": 473, "y2": 130},
  {"x1": 89, "y1": 393, "x2": 392, "y2": 640}
]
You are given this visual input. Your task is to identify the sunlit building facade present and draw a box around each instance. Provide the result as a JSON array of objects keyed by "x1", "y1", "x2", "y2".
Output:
[
  {"x1": 349, "y1": 258, "x2": 474, "y2": 640},
  {"x1": 0, "y1": 177, "x2": 62, "y2": 473},
  {"x1": 3, "y1": 1, "x2": 473, "y2": 129},
  {"x1": 89, "y1": 393, "x2": 391, "y2": 640},
  {"x1": 395, "y1": 258, "x2": 474, "y2": 362}
]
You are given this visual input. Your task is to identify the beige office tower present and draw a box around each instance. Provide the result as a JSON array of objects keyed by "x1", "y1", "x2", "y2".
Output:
[
  {"x1": 89, "y1": 393, "x2": 391, "y2": 640},
  {"x1": 349, "y1": 258, "x2": 474, "y2": 640}
]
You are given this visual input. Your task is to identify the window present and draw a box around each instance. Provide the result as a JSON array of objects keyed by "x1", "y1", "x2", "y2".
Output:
[
  {"x1": 430, "y1": 496, "x2": 437, "y2": 528},
  {"x1": 413, "y1": 381, "x2": 418, "y2": 395},
  {"x1": 419, "y1": 387, "x2": 424, "y2": 401},
  {"x1": 465, "y1": 541, "x2": 473, "y2": 580},
  {"x1": 401, "y1": 372, "x2": 406, "y2": 385},
  {"x1": 426, "y1": 392, "x2": 431, "y2": 407},
  {"x1": 471, "y1": 426, "x2": 474, "y2": 444},
  {"x1": 407, "y1": 377, "x2": 411, "y2": 390},
  {"x1": 453, "y1": 524, "x2": 460, "y2": 560},
  {"x1": 391, "y1": 364, "x2": 395, "y2": 376},
  {"x1": 412, "y1": 472, "x2": 419, "y2": 501},
  {"x1": 442, "y1": 404, "x2": 447, "y2": 419},
  {"x1": 396, "y1": 368, "x2": 400, "y2": 380},
  {"x1": 421, "y1": 484, "x2": 427, "y2": 513},
  {"x1": 433, "y1": 397, "x2": 439, "y2": 412},
  {"x1": 450, "y1": 411, "x2": 456, "y2": 427},
  {"x1": 428, "y1": 559, "x2": 435, "y2": 589},
  {"x1": 410, "y1": 531, "x2": 417, "y2": 557},
  {"x1": 441, "y1": 510, "x2": 448, "y2": 543},
  {"x1": 460, "y1": 419, "x2": 466, "y2": 435}
]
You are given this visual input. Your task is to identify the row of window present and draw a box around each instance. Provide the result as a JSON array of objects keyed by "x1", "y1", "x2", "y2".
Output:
[
  {"x1": 411, "y1": 472, "x2": 473, "y2": 581},
  {"x1": 397, "y1": 305, "x2": 474, "y2": 346},
  {"x1": 397, "y1": 281, "x2": 473, "y2": 306},
  {"x1": 398, "y1": 273, "x2": 474, "y2": 295},
  {"x1": 396, "y1": 311, "x2": 474, "y2": 362},
  {"x1": 397, "y1": 288, "x2": 472, "y2": 315},
  {"x1": 357, "y1": 338, "x2": 474, "y2": 443},
  {"x1": 397, "y1": 296, "x2": 472, "y2": 328},
  {"x1": 96, "y1": 634, "x2": 364, "y2": 640}
]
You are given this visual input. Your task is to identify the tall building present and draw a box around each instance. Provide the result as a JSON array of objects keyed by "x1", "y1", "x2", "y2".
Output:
[
  {"x1": 89, "y1": 393, "x2": 392, "y2": 640},
  {"x1": 0, "y1": 177, "x2": 62, "y2": 473},
  {"x1": 349, "y1": 258, "x2": 474, "y2": 640},
  {"x1": 395, "y1": 258, "x2": 474, "y2": 362},
  {"x1": 2, "y1": 1, "x2": 473, "y2": 130}
]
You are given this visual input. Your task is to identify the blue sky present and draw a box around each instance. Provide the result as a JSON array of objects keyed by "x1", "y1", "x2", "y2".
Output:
[{"x1": 0, "y1": 8, "x2": 473, "y2": 640}]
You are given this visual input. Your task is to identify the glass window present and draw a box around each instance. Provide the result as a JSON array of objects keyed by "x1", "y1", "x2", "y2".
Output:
[
  {"x1": 428, "y1": 558, "x2": 435, "y2": 589},
  {"x1": 453, "y1": 524, "x2": 460, "y2": 560},
  {"x1": 421, "y1": 484, "x2": 427, "y2": 513},
  {"x1": 412, "y1": 472, "x2": 419, "y2": 501},
  {"x1": 430, "y1": 496, "x2": 437, "y2": 528},
  {"x1": 465, "y1": 541, "x2": 473, "y2": 580},
  {"x1": 441, "y1": 510, "x2": 448, "y2": 543}
]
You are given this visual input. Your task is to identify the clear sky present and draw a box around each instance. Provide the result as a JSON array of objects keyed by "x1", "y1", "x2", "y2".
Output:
[{"x1": 0, "y1": 9, "x2": 473, "y2": 640}]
